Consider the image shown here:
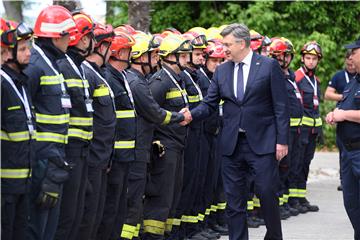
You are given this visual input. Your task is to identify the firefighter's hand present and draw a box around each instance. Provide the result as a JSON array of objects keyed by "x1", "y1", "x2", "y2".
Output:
[
  {"x1": 36, "y1": 181, "x2": 60, "y2": 209},
  {"x1": 276, "y1": 144, "x2": 288, "y2": 161},
  {"x1": 152, "y1": 140, "x2": 165, "y2": 157},
  {"x1": 180, "y1": 108, "x2": 192, "y2": 126}
]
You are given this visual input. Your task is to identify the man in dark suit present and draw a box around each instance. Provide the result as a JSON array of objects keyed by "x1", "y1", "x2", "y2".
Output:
[{"x1": 183, "y1": 23, "x2": 289, "y2": 240}]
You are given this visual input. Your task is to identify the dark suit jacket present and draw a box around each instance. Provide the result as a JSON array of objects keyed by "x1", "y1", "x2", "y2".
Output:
[{"x1": 191, "y1": 52, "x2": 289, "y2": 156}]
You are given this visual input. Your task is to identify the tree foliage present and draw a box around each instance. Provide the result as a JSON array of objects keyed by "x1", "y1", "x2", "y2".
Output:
[{"x1": 106, "y1": 1, "x2": 360, "y2": 149}]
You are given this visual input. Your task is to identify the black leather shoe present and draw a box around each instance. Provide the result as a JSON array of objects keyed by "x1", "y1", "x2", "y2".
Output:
[
  {"x1": 301, "y1": 200, "x2": 319, "y2": 212},
  {"x1": 337, "y1": 185, "x2": 343, "y2": 191},
  {"x1": 209, "y1": 224, "x2": 229, "y2": 236},
  {"x1": 284, "y1": 203, "x2": 299, "y2": 216},
  {"x1": 247, "y1": 217, "x2": 260, "y2": 228}
]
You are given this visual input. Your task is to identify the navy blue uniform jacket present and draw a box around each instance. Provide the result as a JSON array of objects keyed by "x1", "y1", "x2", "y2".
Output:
[{"x1": 191, "y1": 52, "x2": 289, "y2": 156}]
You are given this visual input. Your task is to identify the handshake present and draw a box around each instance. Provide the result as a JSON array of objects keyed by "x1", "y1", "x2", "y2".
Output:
[{"x1": 179, "y1": 108, "x2": 193, "y2": 126}]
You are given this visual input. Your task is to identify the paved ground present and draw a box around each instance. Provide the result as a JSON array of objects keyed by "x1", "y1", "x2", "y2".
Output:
[{"x1": 221, "y1": 152, "x2": 355, "y2": 240}]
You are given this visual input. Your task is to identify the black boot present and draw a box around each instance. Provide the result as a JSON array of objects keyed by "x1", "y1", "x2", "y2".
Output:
[
  {"x1": 209, "y1": 224, "x2": 228, "y2": 236},
  {"x1": 289, "y1": 199, "x2": 308, "y2": 214},
  {"x1": 284, "y1": 203, "x2": 299, "y2": 216},
  {"x1": 279, "y1": 206, "x2": 291, "y2": 220},
  {"x1": 247, "y1": 216, "x2": 260, "y2": 228},
  {"x1": 301, "y1": 198, "x2": 319, "y2": 212}
]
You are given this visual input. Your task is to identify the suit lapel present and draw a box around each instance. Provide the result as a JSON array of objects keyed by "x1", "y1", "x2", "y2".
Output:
[
  {"x1": 227, "y1": 61, "x2": 237, "y2": 101},
  {"x1": 243, "y1": 53, "x2": 262, "y2": 101}
]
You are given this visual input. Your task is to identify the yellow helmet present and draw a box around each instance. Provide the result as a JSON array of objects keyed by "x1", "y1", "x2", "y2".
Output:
[
  {"x1": 187, "y1": 27, "x2": 207, "y2": 36},
  {"x1": 131, "y1": 32, "x2": 160, "y2": 59},
  {"x1": 158, "y1": 34, "x2": 192, "y2": 57},
  {"x1": 206, "y1": 27, "x2": 222, "y2": 41}
]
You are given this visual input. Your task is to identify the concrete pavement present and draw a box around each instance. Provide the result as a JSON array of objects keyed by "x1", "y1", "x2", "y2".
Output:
[{"x1": 221, "y1": 152, "x2": 355, "y2": 240}]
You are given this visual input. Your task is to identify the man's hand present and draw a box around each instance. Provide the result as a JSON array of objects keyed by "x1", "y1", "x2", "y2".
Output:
[
  {"x1": 179, "y1": 108, "x2": 192, "y2": 126},
  {"x1": 276, "y1": 144, "x2": 288, "y2": 161},
  {"x1": 332, "y1": 108, "x2": 346, "y2": 122},
  {"x1": 325, "y1": 111, "x2": 336, "y2": 125}
]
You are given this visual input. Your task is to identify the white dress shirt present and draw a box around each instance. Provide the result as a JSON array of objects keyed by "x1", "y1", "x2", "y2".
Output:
[{"x1": 233, "y1": 50, "x2": 253, "y2": 98}]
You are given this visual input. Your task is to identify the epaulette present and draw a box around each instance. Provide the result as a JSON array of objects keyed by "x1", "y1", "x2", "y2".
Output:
[{"x1": 295, "y1": 69, "x2": 305, "y2": 83}]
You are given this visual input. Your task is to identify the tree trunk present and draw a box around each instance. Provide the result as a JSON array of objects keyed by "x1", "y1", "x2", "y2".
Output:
[
  {"x1": 128, "y1": 0, "x2": 151, "y2": 32},
  {"x1": 3, "y1": 1, "x2": 23, "y2": 22},
  {"x1": 53, "y1": 0, "x2": 81, "y2": 12}
]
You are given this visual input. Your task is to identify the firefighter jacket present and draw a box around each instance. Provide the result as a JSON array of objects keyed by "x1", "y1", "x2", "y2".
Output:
[
  {"x1": 126, "y1": 67, "x2": 184, "y2": 161},
  {"x1": 81, "y1": 60, "x2": 116, "y2": 169},
  {"x1": 149, "y1": 65, "x2": 188, "y2": 150},
  {"x1": 1, "y1": 65, "x2": 34, "y2": 194},
  {"x1": 24, "y1": 38, "x2": 69, "y2": 161},
  {"x1": 180, "y1": 68, "x2": 203, "y2": 130},
  {"x1": 57, "y1": 48, "x2": 93, "y2": 157},
  {"x1": 197, "y1": 67, "x2": 221, "y2": 135},
  {"x1": 105, "y1": 63, "x2": 136, "y2": 163},
  {"x1": 295, "y1": 66, "x2": 322, "y2": 129},
  {"x1": 285, "y1": 69, "x2": 303, "y2": 129}
]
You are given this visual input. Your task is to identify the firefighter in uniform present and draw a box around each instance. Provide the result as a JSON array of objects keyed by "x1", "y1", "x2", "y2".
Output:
[
  {"x1": 76, "y1": 23, "x2": 116, "y2": 240},
  {"x1": 177, "y1": 31, "x2": 208, "y2": 240},
  {"x1": 294, "y1": 41, "x2": 323, "y2": 212},
  {"x1": 97, "y1": 28, "x2": 136, "y2": 240},
  {"x1": 198, "y1": 38, "x2": 229, "y2": 236},
  {"x1": 1, "y1": 18, "x2": 34, "y2": 240},
  {"x1": 268, "y1": 38, "x2": 303, "y2": 217},
  {"x1": 54, "y1": 12, "x2": 96, "y2": 240},
  {"x1": 23, "y1": 6, "x2": 77, "y2": 240},
  {"x1": 142, "y1": 33, "x2": 191, "y2": 240},
  {"x1": 324, "y1": 49, "x2": 357, "y2": 191},
  {"x1": 326, "y1": 37, "x2": 360, "y2": 240},
  {"x1": 121, "y1": 32, "x2": 187, "y2": 240}
]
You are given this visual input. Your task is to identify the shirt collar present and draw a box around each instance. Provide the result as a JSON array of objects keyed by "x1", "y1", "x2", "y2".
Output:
[{"x1": 235, "y1": 50, "x2": 253, "y2": 67}]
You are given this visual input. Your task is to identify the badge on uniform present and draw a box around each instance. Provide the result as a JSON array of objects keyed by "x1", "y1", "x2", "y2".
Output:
[
  {"x1": 313, "y1": 95, "x2": 319, "y2": 107},
  {"x1": 85, "y1": 98, "x2": 94, "y2": 112},
  {"x1": 61, "y1": 93, "x2": 72, "y2": 109},
  {"x1": 27, "y1": 120, "x2": 35, "y2": 136}
]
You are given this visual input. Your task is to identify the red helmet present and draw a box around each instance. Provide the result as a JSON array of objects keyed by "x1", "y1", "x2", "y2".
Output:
[
  {"x1": 1, "y1": 18, "x2": 16, "y2": 48},
  {"x1": 93, "y1": 23, "x2": 114, "y2": 48},
  {"x1": 269, "y1": 38, "x2": 288, "y2": 56},
  {"x1": 116, "y1": 24, "x2": 137, "y2": 35},
  {"x1": 301, "y1": 41, "x2": 322, "y2": 58},
  {"x1": 204, "y1": 40, "x2": 225, "y2": 59},
  {"x1": 250, "y1": 30, "x2": 263, "y2": 51},
  {"x1": 69, "y1": 12, "x2": 95, "y2": 46},
  {"x1": 33, "y1": 5, "x2": 77, "y2": 38},
  {"x1": 160, "y1": 28, "x2": 181, "y2": 39},
  {"x1": 110, "y1": 28, "x2": 135, "y2": 57}
]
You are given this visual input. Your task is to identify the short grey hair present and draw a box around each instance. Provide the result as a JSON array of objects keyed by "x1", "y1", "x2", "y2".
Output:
[{"x1": 220, "y1": 23, "x2": 251, "y2": 47}]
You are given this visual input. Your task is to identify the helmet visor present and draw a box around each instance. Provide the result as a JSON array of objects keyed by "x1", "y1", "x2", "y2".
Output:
[
  {"x1": 191, "y1": 34, "x2": 207, "y2": 47},
  {"x1": 17, "y1": 22, "x2": 33, "y2": 39},
  {"x1": 149, "y1": 35, "x2": 161, "y2": 50},
  {"x1": 305, "y1": 43, "x2": 322, "y2": 54},
  {"x1": 177, "y1": 39, "x2": 192, "y2": 53},
  {"x1": 1, "y1": 29, "x2": 17, "y2": 47}
]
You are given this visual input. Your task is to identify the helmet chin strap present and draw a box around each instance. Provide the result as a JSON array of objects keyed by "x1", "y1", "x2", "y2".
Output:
[
  {"x1": 94, "y1": 42, "x2": 111, "y2": 66},
  {"x1": 162, "y1": 53, "x2": 185, "y2": 71}
]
